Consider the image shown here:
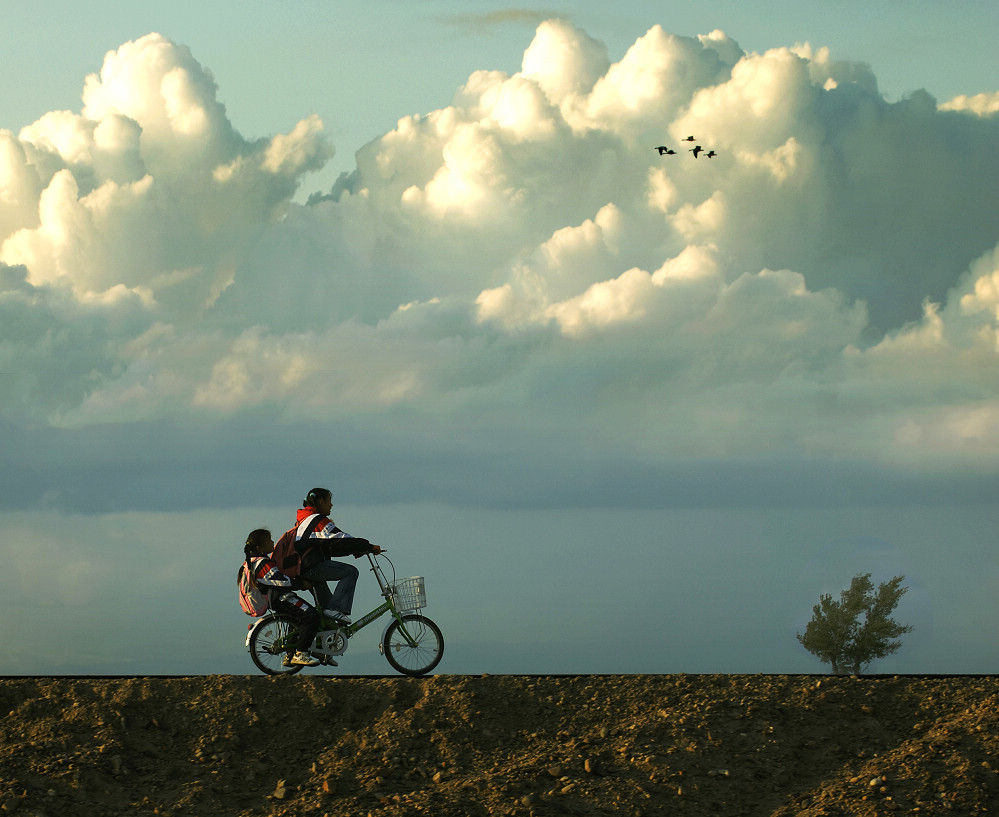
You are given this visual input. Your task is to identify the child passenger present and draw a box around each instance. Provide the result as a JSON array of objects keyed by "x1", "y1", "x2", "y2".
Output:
[{"x1": 244, "y1": 528, "x2": 325, "y2": 667}]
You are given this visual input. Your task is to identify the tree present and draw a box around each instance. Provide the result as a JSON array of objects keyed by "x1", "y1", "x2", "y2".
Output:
[{"x1": 797, "y1": 573, "x2": 913, "y2": 674}]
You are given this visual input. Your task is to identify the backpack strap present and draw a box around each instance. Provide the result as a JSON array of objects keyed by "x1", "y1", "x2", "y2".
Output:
[
  {"x1": 296, "y1": 513, "x2": 324, "y2": 543},
  {"x1": 243, "y1": 554, "x2": 262, "y2": 591},
  {"x1": 293, "y1": 513, "x2": 326, "y2": 562}
]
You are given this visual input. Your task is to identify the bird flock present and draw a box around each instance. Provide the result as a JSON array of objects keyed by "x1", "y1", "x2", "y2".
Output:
[{"x1": 655, "y1": 136, "x2": 717, "y2": 159}]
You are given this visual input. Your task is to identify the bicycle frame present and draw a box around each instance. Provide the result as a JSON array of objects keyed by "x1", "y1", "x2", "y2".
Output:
[{"x1": 312, "y1": 553, "x2": 421, "y2": 649}]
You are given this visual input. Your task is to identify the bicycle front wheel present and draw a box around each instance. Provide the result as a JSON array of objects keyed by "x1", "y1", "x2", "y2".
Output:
[
  {"x1": 248, "y1": 613, "x2": 303, "y2": 675},
  {"x1": 383, "y1": 614, "x2": 444, "y2": 676}
]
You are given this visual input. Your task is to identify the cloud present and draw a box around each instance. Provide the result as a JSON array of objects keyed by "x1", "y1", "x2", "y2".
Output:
[
  {"x1": 1, "y1": 21, "x2": 998, "y2": 512},
  {"x1": 521, "y1": 18, "x2": 610, "y2": 101},
  {"x1": 940, "y1": 91, "x2": 999, "y2": 117},
  {"x1": 1, "y1": 33, "x2": 330, "y2": 314},
  {"x1": 442, "y1": 9, "x2": 557, "y2": 34}
]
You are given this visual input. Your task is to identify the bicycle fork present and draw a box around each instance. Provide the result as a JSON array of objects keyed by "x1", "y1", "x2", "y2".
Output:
[{"x1": 377, "y1": 611, "x2": 421, "y2": 656}]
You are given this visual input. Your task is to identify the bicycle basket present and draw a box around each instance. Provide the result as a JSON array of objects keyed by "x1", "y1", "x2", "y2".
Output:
[{"x1": 390, "y1": 576, "x2": 426, "y2": 611}]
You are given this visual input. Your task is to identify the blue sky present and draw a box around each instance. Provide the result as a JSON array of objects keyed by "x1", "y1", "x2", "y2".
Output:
[{"x1": 1, "y1": 1, "x2": 997, "y2": 676}]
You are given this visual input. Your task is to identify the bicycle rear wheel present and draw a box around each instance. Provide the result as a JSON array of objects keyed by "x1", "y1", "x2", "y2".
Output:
[
  {"x1": 382, "y1": 614, "x2": 444, "y2": 676},
  {"x1": 248, "y1": 613, "x2": 303, "y2": 675}
]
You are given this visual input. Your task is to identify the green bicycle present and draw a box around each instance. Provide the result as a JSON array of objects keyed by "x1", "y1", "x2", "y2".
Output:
[{"x1": 246, "y1": 552, "x2": 444, "y2": 676}]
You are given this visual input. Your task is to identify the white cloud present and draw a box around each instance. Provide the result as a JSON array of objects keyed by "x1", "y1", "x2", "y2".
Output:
[
  {"x1": 940, "y1": 91, "x2": 999, "y2": 117},
  {"x1": 521, "y1": 18, "x2": 609, "y2": 102},
  {"x1": 1, "y1": 33, "x2": 331, "y2": 314},
  {"x1": 1, "y1": 20, "x2": 998, "y2": 489},
  {"x1": 573, "y1": 25, "x2": 737, "y2": 137}
]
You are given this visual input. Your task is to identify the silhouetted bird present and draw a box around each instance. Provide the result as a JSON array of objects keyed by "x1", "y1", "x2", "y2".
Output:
[
  {"x1": 705, "y1": 150, "x2": 717, "y2": 158},
  {"x1": 690, "y1": 145, "x2": 703, "y2": 158},
  {"x1": 682, "y1": 136, "x2": 695, "y2": 142},
  {"x1": 655, "y1": 146, "x2": 676, "y2": 155}
]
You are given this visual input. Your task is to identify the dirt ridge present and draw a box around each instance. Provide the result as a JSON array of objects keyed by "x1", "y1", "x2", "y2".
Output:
[{"x1": 2, "y1": 674, "x2": 997, "y2": 816}]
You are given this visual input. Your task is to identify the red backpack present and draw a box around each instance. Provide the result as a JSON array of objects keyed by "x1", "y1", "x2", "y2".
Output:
[{"x1": 271, "y1": 514, "x2": 324, "y2": 578}]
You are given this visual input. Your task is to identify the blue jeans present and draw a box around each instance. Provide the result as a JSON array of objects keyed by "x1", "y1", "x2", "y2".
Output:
[{"x1": 302, "y1": 559, "x2": 359, "y2": 614}]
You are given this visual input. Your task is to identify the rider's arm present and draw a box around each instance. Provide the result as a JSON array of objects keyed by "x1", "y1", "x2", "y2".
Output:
[
  {"x1": 318, "y1": 537, "x2": 379, "y2": 558},
  {"x1": 312, "y1": 517, "x2": 351, "y2": 539},
  {"x1": 308, "y1": 516, "x2": 381, "y2": 557},
  {"x1": 253, "y1": 557, "x2": 308, "y2": 590}
]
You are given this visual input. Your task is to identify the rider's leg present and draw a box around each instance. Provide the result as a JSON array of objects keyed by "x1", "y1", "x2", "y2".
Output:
[
  {"x1": 303, "y1": 574, "x2": 333, "y2": 610},
  {"x1": 302, "y1": 559, "x2": 359, "y2": 614},
  {"x1": 329, "y1": 560, "x2": 360, "y2": 614},
  {"x1": 272, "y1": 592, "x2": 320, "y2": 653}
]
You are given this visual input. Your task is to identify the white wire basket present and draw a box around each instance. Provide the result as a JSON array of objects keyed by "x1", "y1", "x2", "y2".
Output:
[{"x1": 390, "y1": 576, "x2": 426, "y2": 611}]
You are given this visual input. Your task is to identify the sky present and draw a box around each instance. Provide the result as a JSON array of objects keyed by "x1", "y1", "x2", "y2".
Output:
[{"x1": 1, "y1": 1, "x2": 998, "y2": 677}]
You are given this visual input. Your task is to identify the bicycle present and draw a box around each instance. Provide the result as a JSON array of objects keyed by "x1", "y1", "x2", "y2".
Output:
[{"x1": 245, "y1": 551, "x2": 444, "y2": 676}]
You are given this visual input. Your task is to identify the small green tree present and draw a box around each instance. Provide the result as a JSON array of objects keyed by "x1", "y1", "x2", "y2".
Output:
[{"x1": 797, "y1": 573, "x2": 913, "y2": 674}]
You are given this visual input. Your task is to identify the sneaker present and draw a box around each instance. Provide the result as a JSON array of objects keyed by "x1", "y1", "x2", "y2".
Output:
[
  {"x1": 290, "y1": 651, "x2": 321, "y2": 667},
  {"x1": 282, "y1": 653, "x2": 293, "y2": 667},
  {"x1": 323, "y1": 610, "x2": 352, "y2": 626}
]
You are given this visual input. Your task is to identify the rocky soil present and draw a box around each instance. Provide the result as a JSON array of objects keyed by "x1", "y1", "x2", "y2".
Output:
[{"x1": 1, "y1": 674, "x2": 997, "y2": 816}]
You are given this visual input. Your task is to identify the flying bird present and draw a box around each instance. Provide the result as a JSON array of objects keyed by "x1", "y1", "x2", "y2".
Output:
[
  {"x1": 682, "y1": 136, "x2": 695, "y2": 142},
  {"x1": 655, "y1": 146, "x2": 676, "y2": 155},
  {"x1": 705, "y1": 150, "x2": 717, "y2": 158},
  {"x1": 690, "y1": 145, "x2": 703, "y2": 158}
]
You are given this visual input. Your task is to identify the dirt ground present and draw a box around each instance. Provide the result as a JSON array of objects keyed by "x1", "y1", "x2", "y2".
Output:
[{"x1": 1, "y1": 673, "x2": 997, "y2": 816}]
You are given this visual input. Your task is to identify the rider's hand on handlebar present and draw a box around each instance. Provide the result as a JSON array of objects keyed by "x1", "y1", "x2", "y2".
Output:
[{"x1": 371, "y1": 544, "x2": 384, "y2": 555}]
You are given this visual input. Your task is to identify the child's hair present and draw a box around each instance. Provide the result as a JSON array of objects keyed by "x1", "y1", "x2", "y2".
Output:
[
  {"x1": 304, "y1": 487, "x2": 332, "y2": 508},
  {"x1": 244, "y1": 528, "x2": 272, "y2": 558}
]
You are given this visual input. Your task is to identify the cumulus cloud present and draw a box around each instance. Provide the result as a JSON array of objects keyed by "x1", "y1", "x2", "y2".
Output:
[
  {"x1": 1, "y1": 34, "x2": 330, "y2": 313},
  {"x1": 2, "y1": 21, "x2": 998, "y2": 508}
]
